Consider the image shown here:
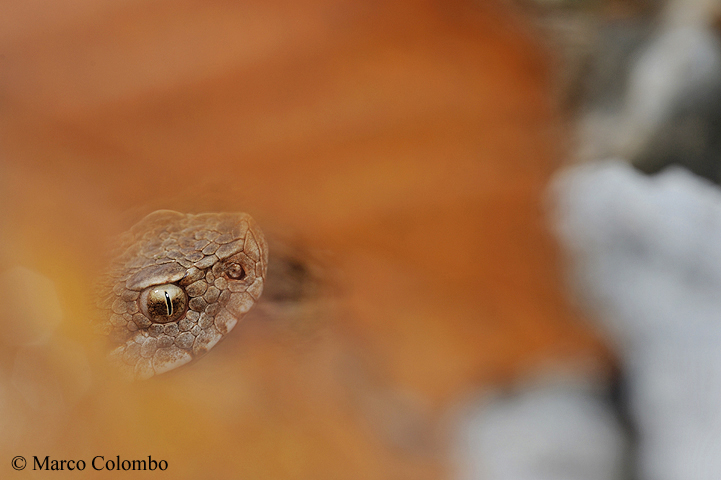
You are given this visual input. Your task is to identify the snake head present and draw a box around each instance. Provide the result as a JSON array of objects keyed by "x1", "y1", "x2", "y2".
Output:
[{"x1": 98, "y1": 210, "x2": 268, "y2": 380}]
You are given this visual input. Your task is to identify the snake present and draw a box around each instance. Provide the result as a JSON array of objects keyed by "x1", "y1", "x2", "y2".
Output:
[{"x1": 98, "y1": 210, "x2": 268, "y2": 380}]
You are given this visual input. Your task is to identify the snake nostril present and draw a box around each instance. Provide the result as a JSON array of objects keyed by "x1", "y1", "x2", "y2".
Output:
[{"x1": 226, "y1": 263, "x2": 245, "y2": 280}]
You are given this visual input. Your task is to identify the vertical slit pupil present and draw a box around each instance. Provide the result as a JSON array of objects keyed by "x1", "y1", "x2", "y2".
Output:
[{"x1": 164, "y1": 290, "x2": 173, "y2": 316}]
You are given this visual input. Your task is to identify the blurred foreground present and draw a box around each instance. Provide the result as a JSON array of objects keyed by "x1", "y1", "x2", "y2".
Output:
[
  {"x1": 9, "y1": 0, "x2": 721, "y2": 479},
  {"x1": 0, "y1": 1, "x2": 607, "y2": 479},
  {"x1": 454, "y1": 1, "x2": 721, "y2": 480}
]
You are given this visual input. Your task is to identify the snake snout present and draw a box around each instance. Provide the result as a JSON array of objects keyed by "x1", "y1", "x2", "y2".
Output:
[{"x1": 99, "y1": 210, "x2": 268, "y2": 380}]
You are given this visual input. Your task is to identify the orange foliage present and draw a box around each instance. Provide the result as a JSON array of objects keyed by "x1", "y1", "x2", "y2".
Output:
[{"x1": 0, "y1": 1, "x2": 609, "y2": 478}]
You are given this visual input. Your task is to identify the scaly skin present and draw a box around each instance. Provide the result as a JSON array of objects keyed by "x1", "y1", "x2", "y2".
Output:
[{"x1": 98, "y1": 210, "x2": 268, "y2": 380}]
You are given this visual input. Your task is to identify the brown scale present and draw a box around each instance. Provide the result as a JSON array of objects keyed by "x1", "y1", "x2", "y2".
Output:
[{"x1": 98, "y1": 210, "x2": 268, "y2": 380}]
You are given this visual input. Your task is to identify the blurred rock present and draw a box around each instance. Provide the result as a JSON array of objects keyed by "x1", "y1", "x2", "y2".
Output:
[
  {"x1": 576, "y1": 0, "x2": 721, "y2": 181},
  {"x1": 452, "y1": 375, "x2": 627, "y2": 480},
  {"x1": 552, "y1": 160, "x2": 721, "y2": 480}
]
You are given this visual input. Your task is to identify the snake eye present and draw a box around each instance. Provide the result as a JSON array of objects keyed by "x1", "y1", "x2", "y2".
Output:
[
  {"x1": 139, "y1": 284, "x2": 187, "y2": 324},
  {"x1": 227, "y1": 263, "x2": 246, "y2": 280}
]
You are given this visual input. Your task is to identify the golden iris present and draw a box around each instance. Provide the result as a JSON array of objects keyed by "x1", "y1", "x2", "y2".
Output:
[{"x1": 140, "y1": 284, "x2": 187, "y2": 324}]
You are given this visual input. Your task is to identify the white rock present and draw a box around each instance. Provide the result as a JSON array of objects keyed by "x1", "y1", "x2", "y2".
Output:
[
  {"x1": 453, "y1": 380, "x2": 627, "y2": 480},
  {"x1": 551, "y1": 160, "x2": 721, "y2": 480}
]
